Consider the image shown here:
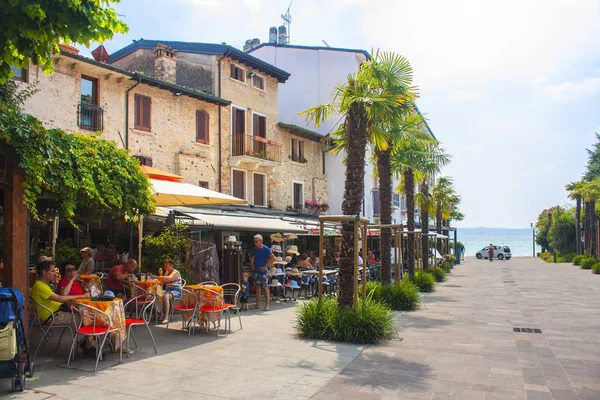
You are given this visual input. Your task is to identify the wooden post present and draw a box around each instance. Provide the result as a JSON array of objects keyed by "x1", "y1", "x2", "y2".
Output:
[
  {"x1": 3, "y1": 172, "x2": 29, "y2": 296},
  {"x1": 361, "y1": 223, "x2": 367, "y2": 302},
  {"x1": 318, "y1": 220, "x2": 324, "y2": 301},
  {"x1": 453, "y1": 230, "x2": 457, "y2": 263},
  {"x1": 353, "y1": 220, "x2": 359, "y2": 308},
  {"x1": 394, "y1": 227, "x2": 400, "y2": 286}
]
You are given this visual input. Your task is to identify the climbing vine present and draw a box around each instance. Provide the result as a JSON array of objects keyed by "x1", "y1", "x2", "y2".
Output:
[{"x1": 0, "y1": 103, "x2": 155, "y2": 224}]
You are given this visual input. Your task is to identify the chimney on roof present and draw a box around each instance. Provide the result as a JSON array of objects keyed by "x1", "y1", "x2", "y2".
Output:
[
  {"x1": 153, "y1": 43, "x2": 177, "y2": 84},
  {"x1": 58, "y1": 41, "x2": 79, "y2": 55},
  {"x1": 91, "y1": 45, "x2": 109, "y2": 62},
  {"x1": 242, "y1": 38, "x2": 261, "y2": 52},
  {"x1": 269, "y1": 27, "x2": 278, "y2": 44}
]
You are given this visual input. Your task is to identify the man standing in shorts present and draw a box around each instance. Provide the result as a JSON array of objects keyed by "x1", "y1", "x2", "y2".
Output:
[{"x1": 251, "y1": 234, "x2": 275, "y2": 311}]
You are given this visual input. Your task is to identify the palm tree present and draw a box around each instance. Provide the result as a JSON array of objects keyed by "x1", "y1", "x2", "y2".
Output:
[
  {"x1": 415, "y1": 177, "x2": 434, "y2": 268},
  {"x1": 432, "y1": 176, "x2": 454, "y2": 239},
  {"x1": 391, "y1": 121, "x2": 450, "y2": 278},
  {"x1": 370, "y1": 54, "x2": 417, "y2": 285},
  {"x1": 580, "y1": 179, "x2": 600, "y2": 257},
  {"x1": 566, "y1": 181, "x2": 584, "y2": 255},
  {"x1": 301, "y1": 51, "x2": 416, "y2": 307}
]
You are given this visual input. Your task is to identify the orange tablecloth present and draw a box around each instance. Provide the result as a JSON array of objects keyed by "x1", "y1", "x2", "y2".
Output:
[
  {"x1": 183, "y1": 285, "x2": 223, "y2": 323},
  {"x1": 72, "y1": 298, "x2": 126, "y2": 349},
  {"x1": 129, "y1": 280, "x2": 164, "y2": 299}
]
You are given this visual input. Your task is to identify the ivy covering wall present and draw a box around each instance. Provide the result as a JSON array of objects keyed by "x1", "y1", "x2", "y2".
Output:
[{"x1": 0, "y1": 103, "x2": 155, "y2": 224}]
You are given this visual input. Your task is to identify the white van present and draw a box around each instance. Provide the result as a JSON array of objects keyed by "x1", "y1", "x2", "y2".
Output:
[{"x1": 475, "y1": 245, "x2": 512, "y2": 260}]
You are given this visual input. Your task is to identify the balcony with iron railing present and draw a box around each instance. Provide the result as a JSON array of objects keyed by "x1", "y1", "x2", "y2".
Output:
[
  {"x1": 77, "y1": 102, "x2": 104, "y2": 131},
  {"x1": 229, "y1": 134, "x2": 282, "y2": 169}
]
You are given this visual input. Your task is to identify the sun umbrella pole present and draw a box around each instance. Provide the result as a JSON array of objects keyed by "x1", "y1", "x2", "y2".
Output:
[
  {"x1": 51, "y1": 216, "x2": 59, "y2": 261},
  {"x1": 138, "y1": 216, "x2": 143, "y2": 272}
]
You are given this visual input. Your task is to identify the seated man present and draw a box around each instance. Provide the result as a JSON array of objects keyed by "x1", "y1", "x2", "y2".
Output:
[
  {"x1": 104, "y1": 259, "x2": 137, "y2": 299},
  {"x1": 30, "y1": 261, "x2": 95, "y2": 355}
]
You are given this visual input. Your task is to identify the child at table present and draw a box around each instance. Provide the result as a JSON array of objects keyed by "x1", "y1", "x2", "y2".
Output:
[{"x1": 240, "y1": 272, "x2": 249, "y2": 311}]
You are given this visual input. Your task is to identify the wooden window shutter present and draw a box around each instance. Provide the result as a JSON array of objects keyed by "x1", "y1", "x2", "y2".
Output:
[
  {"x1": 230, "y1": 64, "x2": 235, "y2": 79},
  {"x1": 142, "y1": 96, "x2": 151, "y2": 130},
  {"x1": 233, "y1": 170, "x2": 245, "y2": 199},
  {"x1": 253, "y1": 114, "x2": 259, "y2": 136},
  {"x1": 259, "y1": 115, "x2": 266, "y2": 137},
  {"x1": 254, "y1": 174, "x2": 265, "y2": 206},
  {"x1": 291, "y1": 138, "x2": 297, "y2": 160},
  {"x1": 196, "y1": 111, "x2": 209, "y2": 143},
  {"x1": 299, "y1": 141, "x2": 305, "y2": 161},
  {"x1": 134, "y1": 95, "x2": 141, "y2": 128},
  {"x1": 237, "y1": 109, "x2": 245, "y2": 135}
]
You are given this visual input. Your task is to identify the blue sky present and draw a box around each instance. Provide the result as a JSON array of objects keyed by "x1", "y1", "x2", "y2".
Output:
[{"x1": 84, "y1": 0, "x2": 600, "y2": 228}]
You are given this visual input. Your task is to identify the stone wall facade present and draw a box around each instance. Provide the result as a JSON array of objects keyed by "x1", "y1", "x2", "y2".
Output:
[
  {"x1": 19, "y1": 49, "x2": 328, "y2": 213},
  {"x1": 20, "y1": 55, "x2": 224, "y2": 189}
]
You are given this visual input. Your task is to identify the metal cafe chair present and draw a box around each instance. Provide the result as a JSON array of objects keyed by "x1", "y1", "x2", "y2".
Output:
[
  {"x1": 197, "y1": 287, "x2": 226, "y2": 338},
  {"x1": 221, "y1": 283, "x2": 242, "y2": 331},
  {"x1": 166, "y1": 287, "x2": 198, "y2": 336},
  {"x1": 29, "y1": 299, "x2": 74, "y2": 363},
  {"x1": 67, "y1": 302, "x2": 122, "y2": 372},
  {"x1": 123, "y1": 294, "x2": 158, "y2": 357}
]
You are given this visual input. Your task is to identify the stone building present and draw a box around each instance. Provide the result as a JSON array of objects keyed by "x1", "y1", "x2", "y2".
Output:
[
  {"x1": 19, "y1": 40, "x2": 329, "y2": 213},
  {"x1": 106, "y1": 39, "x2": 328, "y2": 211},
  {"x1": 20, "y1": 44, "x2": 230, "y2": 191}
]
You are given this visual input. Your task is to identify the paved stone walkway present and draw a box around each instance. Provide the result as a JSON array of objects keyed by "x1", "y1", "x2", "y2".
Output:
[
  {"x1": 314, "y1": 257, "x2": 600, "y2": 400},
  {"x1": 2, "y1": 257, "x2": 599, "y2": 399}
]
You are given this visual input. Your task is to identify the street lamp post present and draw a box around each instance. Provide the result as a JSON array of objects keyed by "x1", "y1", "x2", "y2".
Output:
[{"x1": 530, "y1": 222, "x2": 535, "y2": 257}]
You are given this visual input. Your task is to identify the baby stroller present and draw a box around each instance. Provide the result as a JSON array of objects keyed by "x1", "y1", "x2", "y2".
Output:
[{"x1": 0, "y1": 288, "x2": 33, "y2": 392}]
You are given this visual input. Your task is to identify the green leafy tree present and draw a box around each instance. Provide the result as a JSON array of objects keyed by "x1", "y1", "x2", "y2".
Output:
[
  {"x1": 302, "y1": 50, "x2": 416, "y2": 307},
  {"x1": 0, "y1": 0, "x2": 128, "y2": 83},
  {"x1": 0, "y1": 103, "x2": 155, "y2": 224},
  {"x1": 142, "y1": 224, "x2": 191, "y2": 281},
  {"x1": 583, "y1": 133, "x2": 600, "y2": 182}
]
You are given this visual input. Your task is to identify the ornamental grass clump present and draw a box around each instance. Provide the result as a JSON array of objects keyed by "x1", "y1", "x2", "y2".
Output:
[
  {"x1": 572, "y1": 255, "x2": 585, "y2": 266},
  {"x1": 295, "y1": 295, "x2": 394, "y2": 344},
  {"x1": 580, "y1": 257, "x2": 596, "y2": 270},
  {"x1": 592, "y1": 263, "x2": 600, "y2": 274},
  {"x1": 429, "y1": 267, "x2": 447, "y2": 282},
  {"x1": 365, "y1": 281, "x2": 421, "y2": 311},
  {"x1": 404, "y1": 271, "x2": 436, "y2": 293}
]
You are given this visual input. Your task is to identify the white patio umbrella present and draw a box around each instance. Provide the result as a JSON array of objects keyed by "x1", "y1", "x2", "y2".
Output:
[
  {"x1": 136, "y1": 167, "x2": 246, "y2": 270},
  {"x1": 150, "y1": 178, "x2": 246, "y2": 207}
]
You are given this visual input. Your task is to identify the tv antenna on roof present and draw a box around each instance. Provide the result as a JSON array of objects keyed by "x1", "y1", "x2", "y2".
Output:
[{"x1": 281, "y1": 2, "x2": 292, "y2": 44}]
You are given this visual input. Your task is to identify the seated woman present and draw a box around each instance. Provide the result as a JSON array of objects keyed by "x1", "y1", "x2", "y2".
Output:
[
  {"x1": 150, "y1": 258, "x2": 182, "y2": 324},
  {"x1": 57, "y1": 262, "x2": 85, "y2": 296}
]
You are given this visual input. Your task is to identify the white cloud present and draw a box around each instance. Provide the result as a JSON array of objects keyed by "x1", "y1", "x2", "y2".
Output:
[{"x1": 542, "y1": 77, "x2": 600, "y2": 101}]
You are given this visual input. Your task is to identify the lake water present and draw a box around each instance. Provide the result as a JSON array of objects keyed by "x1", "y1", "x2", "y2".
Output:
[{"x1": 457, "y1": 228, "x2": 540, "y2": 257}]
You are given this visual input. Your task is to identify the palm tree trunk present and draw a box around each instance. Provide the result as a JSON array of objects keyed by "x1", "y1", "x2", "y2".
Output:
[
  {"x1": 584, "y1": 201, "x2": 593, "y2": 255},
  {"x1": 420, "y1": 180, "x2": 429, "y2": 269},
  {"x1": 339, "y1": 104, "x2": 368, "y2": 308},
  {"x1": 404, "y1": 169, "x2": 415, "y2": 278},
  {"x1": 575, "y1": 198, "x2": 581, "y2": 255},
  {"x1": 376, "y1": 147, "x2": 392, "y2": 285}
]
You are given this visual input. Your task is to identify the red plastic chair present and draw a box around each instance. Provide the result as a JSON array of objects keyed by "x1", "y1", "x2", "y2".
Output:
[
  {"x1": 67, "y1": 303, "x2": 122, "y2": 372},
  {"x1": 124, "y1": 294, "x2": 157, "y2": 357}
]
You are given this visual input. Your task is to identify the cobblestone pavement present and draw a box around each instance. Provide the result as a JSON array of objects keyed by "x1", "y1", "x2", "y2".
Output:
[
  {"x1": 2, "y1": 257, "x2": 599, "y2": 399},
  {"x1": 314, "y1": 257, "x2": 600, "y2": 400}
]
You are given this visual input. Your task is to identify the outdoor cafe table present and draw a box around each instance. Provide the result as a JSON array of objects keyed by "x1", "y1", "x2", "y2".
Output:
[
  {"x1": 131, "y1": 280, "x2": 164, "y2": 298},
  {"x1": 183, "y1": 284, "x2": 223, "y2": 325},
  {"x1": 72, "y1": 298, "x2": 126, "y2": 350}
]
